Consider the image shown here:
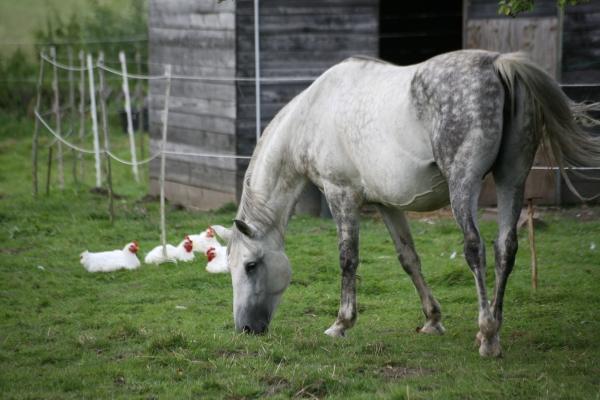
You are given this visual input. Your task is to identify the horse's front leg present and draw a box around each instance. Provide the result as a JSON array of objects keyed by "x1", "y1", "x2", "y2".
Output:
[{"x1": 323, "y1": 185, "x2": 361, "y2": 337}]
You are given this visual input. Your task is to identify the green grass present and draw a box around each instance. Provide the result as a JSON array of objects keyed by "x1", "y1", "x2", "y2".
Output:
[{"x1": 1, "y1": 116, "x2": 600, "y2": 399}]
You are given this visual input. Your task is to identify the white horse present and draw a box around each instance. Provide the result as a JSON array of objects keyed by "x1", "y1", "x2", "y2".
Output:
[{"x1": 219, "y1": 50, "x2": 600, "y2": 357}]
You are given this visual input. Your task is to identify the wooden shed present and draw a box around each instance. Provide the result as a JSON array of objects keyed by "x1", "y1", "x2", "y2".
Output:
[{"x1": 147, "y1": 0, "x2": 599, "y2": 211}]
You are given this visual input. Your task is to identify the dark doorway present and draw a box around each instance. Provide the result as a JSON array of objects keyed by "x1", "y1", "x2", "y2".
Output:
[{"x1": 379, "y1": 0, "x2": 463, "y2": 65}]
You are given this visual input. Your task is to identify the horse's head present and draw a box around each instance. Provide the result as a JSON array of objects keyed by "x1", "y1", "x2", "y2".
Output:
[{"x1": 227, "y1": 219, "x2": 292, "y2": 334}]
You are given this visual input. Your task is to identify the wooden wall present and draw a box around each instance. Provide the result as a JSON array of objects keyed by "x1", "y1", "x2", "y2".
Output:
[
  {"x1": 234, "y1": 0, "x2": 379, "y2": 207},
  {"x1": 148, "y1": 0, "x2": 237, "y2": 210},
  {"x1": 562, "y1": 2, "x2": 600, "y2": 84},
  {"x1": 465, "y1": 0, "x2": 561, "y2": 205},
  {"x1": 465, "y1": 0, "x2": 560, "y2": 77}
]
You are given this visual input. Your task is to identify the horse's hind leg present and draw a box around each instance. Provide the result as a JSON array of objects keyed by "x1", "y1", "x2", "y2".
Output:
[
  {"x1": 448, "y1": 171, "x2": 500, "y2": 356},
  {"x1": 323, "y1": 184, "x2": 361, "y2": 337},
  {"x1": 442, "y1": 126, "x2": 503, "y2": 356},
  {"x1": 489, "y1": 81, "x2": 538, "y2": 348},
  {"x1": 377, "y1": 205, "x2": 444, "y2": 334}
]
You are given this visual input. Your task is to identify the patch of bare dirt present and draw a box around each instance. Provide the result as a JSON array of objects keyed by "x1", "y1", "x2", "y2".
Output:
[
  {"x1": 378, "y1": 362, "x2": 431, "y2": 381},
  {"x1": 261, "y1": 376, "x2": 290, "y2": 397}
]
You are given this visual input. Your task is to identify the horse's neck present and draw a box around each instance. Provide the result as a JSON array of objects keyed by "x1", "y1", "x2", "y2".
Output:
[{"x1": 237, "y1": 131, "x2": 306, "y2": 243}]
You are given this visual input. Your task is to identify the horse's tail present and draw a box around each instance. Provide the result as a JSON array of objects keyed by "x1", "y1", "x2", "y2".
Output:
[{"x1": 493, "y1": 52, "x2": 600, "y2": 200}]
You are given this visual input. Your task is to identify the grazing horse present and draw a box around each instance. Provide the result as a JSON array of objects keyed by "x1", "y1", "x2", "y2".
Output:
[{"x1": 221, "y1": 50, "x2": 600, "y2": 357}]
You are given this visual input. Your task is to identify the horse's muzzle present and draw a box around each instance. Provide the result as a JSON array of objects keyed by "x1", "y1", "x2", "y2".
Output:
[
  {"x1": 241, "y1": 322, "x2": 268, "y2": 335},
  {"x1": 235, "y1": 307, "x2": 271, "y2": 334}
]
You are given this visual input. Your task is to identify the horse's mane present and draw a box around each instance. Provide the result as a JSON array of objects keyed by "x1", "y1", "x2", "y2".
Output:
[{"x1": 236, "y1": 135, "x2": 282, "y2": 239}]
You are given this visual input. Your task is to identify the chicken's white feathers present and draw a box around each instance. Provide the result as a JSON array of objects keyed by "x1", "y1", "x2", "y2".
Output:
[
  {"x1": 144, "y1": 237, "x2": 194, "y2": 265},
  {"x1": 80, "y1": 242, "x2": 141, "y2": 273},
  {"x1": 205, "y1": 245, "x2": 228, "y2": 273},
  {"x1": 188, "y1": 227, "x2": 220, "y2": 253}
]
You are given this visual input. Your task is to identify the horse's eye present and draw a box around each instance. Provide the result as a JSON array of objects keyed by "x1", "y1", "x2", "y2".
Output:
[{"x1": 245, "y1": 261, "x2": 258, "y2": 273}]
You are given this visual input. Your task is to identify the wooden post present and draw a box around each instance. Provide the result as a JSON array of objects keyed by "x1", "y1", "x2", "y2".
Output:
[
  {"x1": 97, "y1": 52, "x2": 115, "y2": 223},
  {"x1": 527, "y1": 198, "x2": 538, "y2": 291},
  {"x1": 160, "y1": 65, "x2": 172, "y2": 258},
  {"x1": 254, "y1": 0, "x2": 261, "y2": 143},
  {"x1": 135, "y1": 50, "x2": 145, "y2": 162},
  {"x1": 78, "y1": 50, "x2": 86, "y2": 182},
  {"x1": 119, "y1": 51, "x2": 139, "y2": 182},
  {"x1": 50, "y1": 47, "x2": 65, "y2": 190},
  {"x1": 67, "y1": 47, "x2": 77, "y2": 185},
  {"x1": 45, "y1": 146, "x2": 53, "y2": 195},
  {"x1": 87, "y1": 53, "x2": 102, "y2": 188},
  {"x1": 32, "y1": 51, "x2": 46, "y2": 197}
]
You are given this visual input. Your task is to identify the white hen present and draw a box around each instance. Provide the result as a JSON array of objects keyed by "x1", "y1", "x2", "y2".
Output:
[
  {"x1": 205, "y1": 245, "x2": 228, "y2": 273},
  {"x1": 144, "y1": 236, "x2": 194, "y2": 265},
  {"x1": 80, "y1": 241, "x2": 141, "y2": 272},
  {"x1": 188, "y1": 227, "x2": 221, "y2": 253}
]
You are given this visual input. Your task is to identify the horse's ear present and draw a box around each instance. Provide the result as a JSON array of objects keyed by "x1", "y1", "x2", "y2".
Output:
[
  {"x1": 234, "y1": 219, "x2": 257, "y2": 238},
  {"x1": 211, "y1": 224, "x2": 233, "y2": 242}
]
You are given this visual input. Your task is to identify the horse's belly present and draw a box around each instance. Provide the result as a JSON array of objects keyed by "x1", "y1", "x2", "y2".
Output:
[{"x1": 362, "y1": 161, "x2": 450, "y2": 211}]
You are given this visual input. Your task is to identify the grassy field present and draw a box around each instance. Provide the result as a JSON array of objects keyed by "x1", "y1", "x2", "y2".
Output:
[{"x1": 1, "y1": 116, "x2": 599, "y2": 399}]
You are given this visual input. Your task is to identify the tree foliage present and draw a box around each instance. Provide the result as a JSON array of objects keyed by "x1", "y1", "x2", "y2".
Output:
[
  {"x1": 0, "y1": 0, "x2": 147, "y2": 117},
  {"x1": 498, "y1": 0, "x2": 589, "y2": 16}
]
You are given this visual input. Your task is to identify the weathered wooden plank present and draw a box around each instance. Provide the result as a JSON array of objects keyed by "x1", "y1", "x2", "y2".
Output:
[
  {"x1": 238, "y1": 0, "x2": 376, "y2": 6},
  {"x1": 237, "y1": 32, "x2": 377, "y2": 53},
  {"x1": 150, "y1": 0, "x2": 235, "y2": 15},
  {"x1": 465, "y1": 17, "x2": 560, "y2": 78},
  {"x1": 150, "y1": 45, "x2": 235, "y2": 69},
  {"x1": 149, "y1": 158, "x2": 191, "y2": 185},
  {"x1": 147, "y1": 61, "x2": 236, "y2": 79},
  {"x1": 150, "y1": 80, "x2": 235, "y2": 102},
  {"x1": 236, "y1": 51, "x2": 375, "y2": 71},
  {"x1": 149, "y1": 27, "x2": 235, "y2": 48},
  {"x1": 149, "y1": 126, "x2": 236, "y2": 154},
  {"x1": 236, "y1": 5, "x2": 377, "y2": 17},
  {"x1": 149, "y1": 109, "x2": 236, "y2": 136},
  {"x1": 189, "y1": 163, "x2": 238, "y2": 193},
  {"x1": 149, "y1": 179, "x2": 236, "y2": 211},
  {"x1": 149, "y1": 138, "x2": 237, "y2": 170},
  {"x1": 148, "y1": 95, "x2": 235, "y2": 120},
  {"x1": 236, "y1": 13, "x2": 377, "y2": 34},
  {"x1": 150, "y1": 12, "x2": 235, "y2": 30},
  {"x1": 149, "y1": 158, "x2": 237, "y2": 194}
]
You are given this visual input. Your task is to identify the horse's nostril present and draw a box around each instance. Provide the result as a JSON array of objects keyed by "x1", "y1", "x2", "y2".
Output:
[{"x1": 241, "y1": 324, "x2": 268, "y2": 334}]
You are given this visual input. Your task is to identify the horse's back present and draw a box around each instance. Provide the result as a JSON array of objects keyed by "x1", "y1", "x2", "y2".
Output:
[{"x1": 286, "y1": 51, "x2": 503, "y2": 211}]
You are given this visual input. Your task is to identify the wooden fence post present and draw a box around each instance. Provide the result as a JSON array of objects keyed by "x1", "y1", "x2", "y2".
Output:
[
  {"x1": 87, "y1": 53, "x2": 102, "y2": 188},
  {"x1": 50, "y1": 47, "x2": 65, "y2": 190},
  {"x1": 97, "y1": 52, "x2": 115, "y2": 223},
  {"x1": 160, "y1": 65, "x2": 172, "y2": 258},
  {"x1": 67, "y1": 47, "x2": 77, "y2": 185},
  {"x1": 32, "y1": 51, "x2": 46, "y2": 197},
  {"x1": 78, "y1": 50, "x2": 86, "y2": 182},
  {"x1": 135, "y1": 50, "x2": 145, "y2": 162},
  {"x1": 527, "y1": 198, "x2": 538, "y2": 291},
  {"x1": 46, "y1": 147, "x2": 53, "y2": 195},
  {"x1": 119, "y1": 51, "x2": 139, "y2": 183}
]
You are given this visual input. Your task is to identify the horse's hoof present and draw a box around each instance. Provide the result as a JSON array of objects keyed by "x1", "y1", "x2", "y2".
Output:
[
  {"x1": 324, "y1": 326, "x2": 346, "y2": 338},
  {"x1": 418, "y1": 321, "x2": 445, "y2": 335},
  {"x1": 478, "y1": 333, "x2": 502, "y2": 358}
]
